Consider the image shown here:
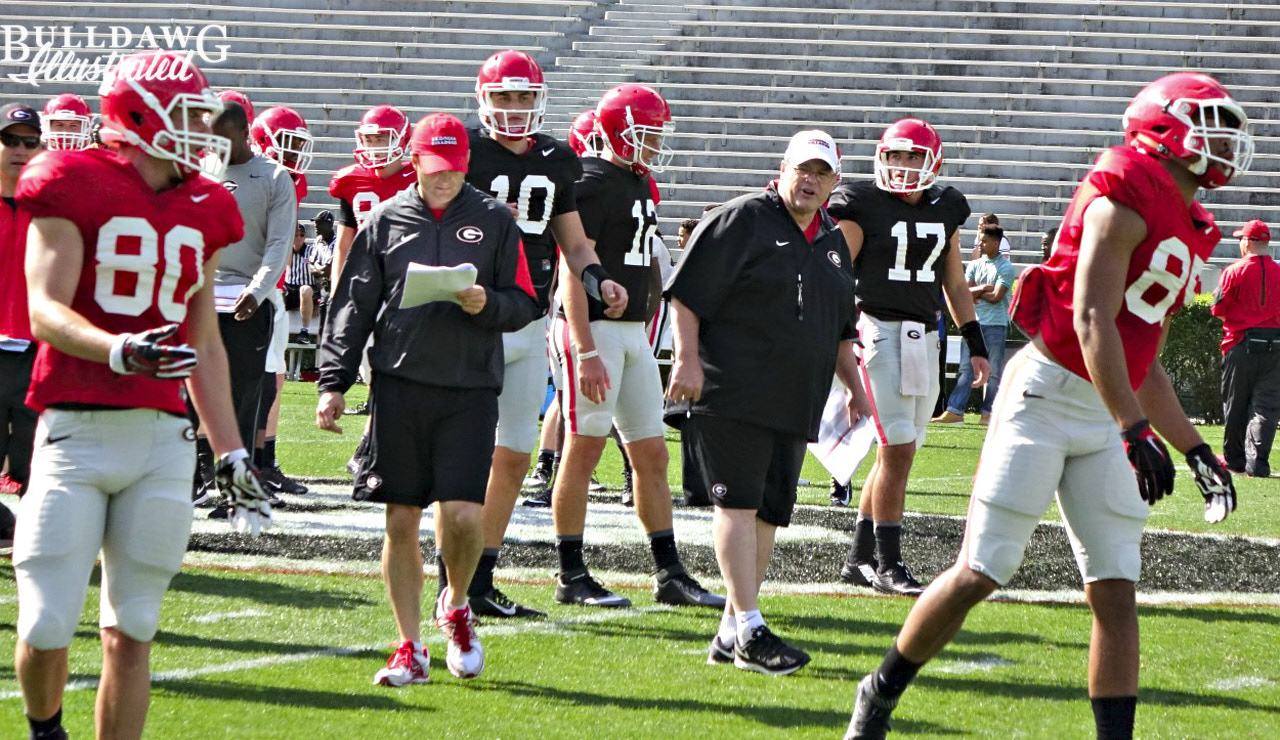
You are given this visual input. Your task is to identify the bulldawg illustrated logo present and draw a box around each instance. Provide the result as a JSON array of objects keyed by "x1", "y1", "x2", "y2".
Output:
[{"x1": 2, "y1": 24, "x2": 231, "y2": 87}]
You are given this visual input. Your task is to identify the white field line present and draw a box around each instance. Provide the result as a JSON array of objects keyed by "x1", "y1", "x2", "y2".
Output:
[
  {"x1": 935, "y1": 657, "x2": 1015, "y2": 674},
  {"x1": 0, "y1": 607, "x2": 665, "y2": 701},
  {"x1": 1208, "y1": 676, "x2": 1275, "y2": 691},
  {"x1": 190, "y1": 609, "x2": 270, "y2": 624}
]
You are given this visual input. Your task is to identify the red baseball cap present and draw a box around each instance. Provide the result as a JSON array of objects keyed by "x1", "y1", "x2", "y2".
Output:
[
  {"x1": 1233, "y1": 219, "x2": 1271, "y2": 241},
  {"x1": 410, "y1": 113, "x2": 468, "y2": 174}
]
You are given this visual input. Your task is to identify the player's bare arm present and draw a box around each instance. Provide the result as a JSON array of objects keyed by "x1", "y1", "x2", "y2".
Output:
[
  {"x1": 835, "y1": 340, "x2": 872, "y2": 425},
  {"x1": 330, "y1": 222, "x2": 356, "y2": 286},
  {"x1": 25, "y1": 216, "x2": 114, "y2": 361},
  {"x1": 551, "y1": 212, "x2": 628, "y2": 318},
  {"x1": 940, "y1": 231, "x2": 991, "y2": 386},
  {"x1": 1136, "y1": 320, "x2": 1202, "y2": 452},
  {"x1": 665, "y1": 297, "x2": 703, "y2": 403},
  {"x1": 836, "y1": 218, "x2": 864, "y2": 262},
  {"x1": 557, "y1": 252, "x2": 609, "y2": 404}
]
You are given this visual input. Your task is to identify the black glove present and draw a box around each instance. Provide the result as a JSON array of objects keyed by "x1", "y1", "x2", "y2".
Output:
[
  {"x1": 214, "y1": 449, "x2": 273, "y2": 538},
  {"x1": 1185, "y1": 443, "x2": 1237, "y2": 523},
  {"x1": 1121, "y1": 419, "x2": 1175, "y2": 505},
  {"x1": 107, "y1": 324, "x2": 198, "y2": 379}
]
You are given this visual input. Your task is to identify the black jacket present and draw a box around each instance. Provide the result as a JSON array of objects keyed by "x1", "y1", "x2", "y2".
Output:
[{"x1": 318, "y1": 183, "x2": 539, "y2": 394}]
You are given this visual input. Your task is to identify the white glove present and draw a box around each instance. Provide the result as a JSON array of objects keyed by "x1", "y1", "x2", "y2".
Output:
[{"x1": 215, "y1": 448, "x2": 273, "y2": 537}]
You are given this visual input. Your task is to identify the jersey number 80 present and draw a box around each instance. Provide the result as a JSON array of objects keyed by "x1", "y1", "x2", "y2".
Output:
[{"x1": 94, "y1": 216, "x2": 205, "y2": 323}]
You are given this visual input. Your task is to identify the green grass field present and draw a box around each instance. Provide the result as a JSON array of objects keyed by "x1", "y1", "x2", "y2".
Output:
[{"x1": 2, "y1": 380, "x2": 1278, "y2": 738}]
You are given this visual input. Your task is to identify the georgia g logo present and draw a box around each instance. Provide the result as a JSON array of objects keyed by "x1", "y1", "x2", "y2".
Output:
[
  {"x1": 907, "y1": 329, "x2": 922, "y2": 340},
  {"x1": 827, "y1": 250, "x2": 842, "y2": 268},
  {"x1": 456, "y1": 226, "x2": 484, "y2": 243}
]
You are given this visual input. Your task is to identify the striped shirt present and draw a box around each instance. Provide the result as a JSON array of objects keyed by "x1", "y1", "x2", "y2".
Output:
[{"x1": 285, "y1": 244, "x2": 314, "y2": 288}]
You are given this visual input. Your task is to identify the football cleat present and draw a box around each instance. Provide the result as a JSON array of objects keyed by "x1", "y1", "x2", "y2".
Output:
[
  {"x1": 734, "y1": 625, "x2": 811, "y2": 676},
  {"x1": 260, "y1": 465, "x2": 309, "y2": 496},
  {"x1": 373, "y1": 640, "x2": 430, "y2": 687},
  {"x1": 436, "y1": 592, "x2": 485, "y2": 679},
  {"x1": 470, "y1": 586, "x2": 546, "y2": 619},
  {"x1": 654, "y1": 566, "x2": 726, "y2": 608},
  {"x1": 555, "y1": 569, "x2": 631, "y2": 608},
  {"x1": 874, "y1": 561, "x2": 926, "y2": 597},
  {"x1": 588, "y1": 476, "x2": 607, "y2": 493},
  {"x1": 830, "y1": 477, "x2": 852, "y2": 507},
  {"x1": 839, "y1": 559, "x2": 880, "y2": 589},
  {"x1": 844, "y1": 673, "x2": 898, "y2": 740},
  {"x1": 0, "y1": 502, "x2": 15, "y2": 552},
  {"x1": 706, "y1": 634, "x2": 735, "y2": 665},
  {"x1": 521, "y1": 486, "x2": 552, "y2": 508},
  {"x1": 344, "y1": 402, "x2": 370, "y2": 416},
  {"x1": 621, "y1": 465, "x2": 635, "y2": 508}
]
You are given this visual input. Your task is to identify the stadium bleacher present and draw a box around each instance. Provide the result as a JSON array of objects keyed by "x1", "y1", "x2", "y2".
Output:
[{"x1": 0, "y1": 0, "x2": 1275, "y2": 267}]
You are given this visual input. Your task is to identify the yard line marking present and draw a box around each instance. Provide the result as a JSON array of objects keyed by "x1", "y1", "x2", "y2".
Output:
[
  {"x1": 190, "y1": 609, "x2": 270, "y2": 624},
  {"x1": 1208, "y1": 676, "x2": 1274, "y2": 691},
  {"x1": 0, "y1": 607, "x2": 665, "y2": 701},
  {"x1": 935, "y1": 657, "x2": 1015, "y2": 674}
]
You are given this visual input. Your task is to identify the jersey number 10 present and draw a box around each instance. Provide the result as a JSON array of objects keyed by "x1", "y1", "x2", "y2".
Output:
[{"x1": 489, "y1": 175, "x2": 556, "y2": 236}]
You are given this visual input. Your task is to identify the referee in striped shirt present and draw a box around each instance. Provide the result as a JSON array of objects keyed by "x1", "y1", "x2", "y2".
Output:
[{"x1": 285, "y1": 222, "x2": 318, "y2": 344}]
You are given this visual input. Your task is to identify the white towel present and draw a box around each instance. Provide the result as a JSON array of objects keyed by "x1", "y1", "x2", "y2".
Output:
[{"x1": 900, "y1": 321, "x2": 929, "y2": 396}]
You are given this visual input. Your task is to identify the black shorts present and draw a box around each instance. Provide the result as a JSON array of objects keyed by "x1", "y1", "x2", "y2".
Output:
[
  {"x1": 353, "y1": 374, "x2": 498, "y2": 508},
  {"x1": 681, "y1": 413, "x2": 807, "y2": 527},
  {"x1": 283, "y1": 284, "x2": 316, "y2": 311}
]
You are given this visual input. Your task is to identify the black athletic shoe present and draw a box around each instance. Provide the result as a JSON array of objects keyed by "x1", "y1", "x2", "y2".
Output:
[
  {"x1": 844, "y1": 673, "x2": 898, "y2": 740},
  {"x1": 207, "y1": 502, "x2": 230, "y2": 520},
  {"x1": 734, "y1": 625, "x2": 810, "y2": 676},
  {"x1": 344, "y1": 402, "x2": 370, "y2": 416},
  {"x1": 830, "y1": 477, "x2": 852, "y2": 507},
  {"x1": 191, "y1": 477, "x2": 216, "y2": 507},
  {"x1": 706, "y1": 634, "x2": 735, "y2": 665},
  {"x1": 555, "y1": 569, "x2": 631, "y2": 608},
  {"x1": 470, "y1": 586, "x2": 546, "y2": 619},
  {"x1": 0, "y1": 502, "x2": 15, "y2": 551},
  {"x1": 521, "y1": 467, "x2": 553, "y2": 507},
  {"x1": 873, "y1": 560, "x2": 926, "y2": 597},
  {"x1": 620, "y1": 466, "x2": 634, "y2": 508},
  {"x1": 654, "y1": 566, "x2": 726, "y2": 608},
  {"x1": 261, "y1": 466, "x2": 309, "y2": 496},
  {"x1": 295, "y1": 330, "x2": 315, "y2": 345},
  {"x1": 839, "y1": 559, "x2": 880, "y2": 588}
]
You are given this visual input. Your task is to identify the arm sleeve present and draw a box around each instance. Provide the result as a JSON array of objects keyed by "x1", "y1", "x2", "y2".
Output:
[
  {"x1": 663, "y1": 206, "x2": 749, "y2": 321},
  {"x1": 472, "y1": 217, "x2": 540, "y2": 332},
  {"x1": 574, "y1": 175, "x2": 606, "y2": 240},
  {"x1": 550, "y1": 155, "x2": 582, "y2": 218},
  {"x1": 338, "y1": 197, "x2": 357, "y2": 228},
  {"x1": 246, "y1": 168, "x2": 297, "y2": 304},
  {"x1": 825, "y1": 183, "x2": 859, "y2": 222},
  {"x1": 317, "y1": 219, "x2": 384, "y2": 393}
]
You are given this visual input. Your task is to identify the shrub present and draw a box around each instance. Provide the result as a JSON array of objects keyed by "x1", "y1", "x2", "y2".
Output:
[{"x1": 1162, "y1": 293, "x2": 1223, "y2": 423}]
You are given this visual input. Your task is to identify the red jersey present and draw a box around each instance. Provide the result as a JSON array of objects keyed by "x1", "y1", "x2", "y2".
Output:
[
  {"x1": 0, "y1": 199, "x2": 33, "y2": 342},
  {"x1": 327, "y1": 162, "x2": 416, "y2": 228},
  {"x1": 17, "y1": 149, "x2": 245, "y2": 415},
  {"x1": 1013, "y1": 146, "x2": 1220, "y2": 390},
  {"x1": 292, "y1": 171, "x2": 308, "y2": 208},
  {"x1": 1211, "y1": 254, "x2": 1280, "y2": 353}
]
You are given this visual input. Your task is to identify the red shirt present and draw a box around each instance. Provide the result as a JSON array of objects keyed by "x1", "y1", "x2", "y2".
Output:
[
  {"x1": 1012, "y1": 146, "x2": 1220, "y2": 390},
  {"x1": 17, "y1": 149, "x2": 245, "y2": 414},
  {"x1": 327, "y1": 162, "x2": 416, "y2": 228},
  {"x1": 1211, "y1": 253, "x2": 1280, "y2": 353},
  {"x1": 0, "y1": 198, "x2": 33, "y2": 342}
]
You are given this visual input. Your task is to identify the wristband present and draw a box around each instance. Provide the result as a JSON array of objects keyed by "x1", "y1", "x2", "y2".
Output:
[
  {"x1": 220, "y1": 448, "x2": 251, "y2": 465},
  {"x1": 960, "y1": 320, "x2": 989, "y2": 359},
  {"x1": 107, "y1": 334, "x2": 129, "y2": 374},
  {"x1": 580, "y1": 263, "x2": 611, "y2": 303},
  {"x1": 577, "y1": 350, "x2": 599, "y2": 361}
]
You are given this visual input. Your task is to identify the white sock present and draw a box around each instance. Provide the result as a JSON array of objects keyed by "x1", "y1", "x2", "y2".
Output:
[
  {"x1": 717, "y1": 610, "x2": 737, "y2": 644},
  {"x1": 736, "y1": 609, "x2": 765, "y2": 645}
]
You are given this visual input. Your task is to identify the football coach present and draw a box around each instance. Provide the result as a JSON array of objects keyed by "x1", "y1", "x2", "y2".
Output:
[
  {"x1": 316, "y1": 112, "x2": 538, "y2": 683},
  {"x1": 664, "y1": 130, "x2": 870, "y2": 675}
]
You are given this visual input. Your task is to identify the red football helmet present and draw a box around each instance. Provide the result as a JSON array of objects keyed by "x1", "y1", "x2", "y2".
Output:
[
  {"x1": 251, "y1": 106, "x2": 313, "y2": 175},
  {"x1": 354, "y1": 105, "x2": 409, "y2": 169},
  {"x1": 1122, "y1": 72, "x2": 1253, "y2": 189},
  {"x1": 874, "y1": 118, "x2": 943, "y2": 194},
  {"x1": 476, "y1": 49, "x2": 547, "y2": 138},
  {"x1": 569, "y1": 109, "x2": 602, "y2": 157},
  {"x1": 98, "y1": 49, "x2": 230, "y2": 180},
  {"x1": 217, "y1": 89, "x2": 255, "y2": 125},
  {"x1": 41, "y1": 93, "x2": 92, "y2": 151},
  {"x1": 594, "y1": 84, "x2": 674, "y2": 175}
]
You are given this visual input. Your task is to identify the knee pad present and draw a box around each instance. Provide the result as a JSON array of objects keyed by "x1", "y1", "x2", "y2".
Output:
[
  {"x1": 106, "y1": 596, "x2": 164, "y2": 643},
  {"x1": 881, "y1": 419, "x2": 921, "y2": 447},
  {"x1": 17, "y1": 606, "x2": 78, "y2": 651}
]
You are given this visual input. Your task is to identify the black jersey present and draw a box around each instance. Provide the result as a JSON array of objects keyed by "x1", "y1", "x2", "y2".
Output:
[
  {"x1": 467, "y1": 127, "x2": 582, "y2": 311},
  {"x1": 827, "y1": 179, "x2": 971, "y2": 324},
  {"x1": 572, "y1": 156, "x2": 659, "y2": 323}
]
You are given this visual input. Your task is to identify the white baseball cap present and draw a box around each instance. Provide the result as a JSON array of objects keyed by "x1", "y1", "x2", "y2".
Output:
[{"x1": 784, "y1": 129, "x2": 841, "y2": 176}]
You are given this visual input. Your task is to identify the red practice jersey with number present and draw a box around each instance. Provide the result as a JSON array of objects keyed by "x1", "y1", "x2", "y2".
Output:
[
  {"x1": 1013, "y1": 146, "x2": 1220, "y2": 390},
  {"x1": 328, "y1": 162, "x2": 416, "y2": 228},
  {"x1": 17, "y1": 148, "x2": 245, "y2": 414}
]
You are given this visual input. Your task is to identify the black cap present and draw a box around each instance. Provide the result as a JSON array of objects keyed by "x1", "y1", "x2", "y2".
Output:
[
  {"x1": 312, "y1": 210, "x2": 334, "y2": 225},
  {"x1": 0, "y1": 103, "x2": 40, "y2": 134}
]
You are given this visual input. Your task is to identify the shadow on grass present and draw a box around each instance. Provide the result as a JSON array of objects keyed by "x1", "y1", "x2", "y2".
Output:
[
  {"x1": 154, "y1": 629, "x2": 349, "y2": 656},
  {"x1": 158, "y1": 677, "x2": 419, "y2": 712},
  {"x1": 167, "y1": 570, "x2": 374, "y2": 610},
  {"x1": 916, "y1": 674, "x2": 1280, "y2": 714}
]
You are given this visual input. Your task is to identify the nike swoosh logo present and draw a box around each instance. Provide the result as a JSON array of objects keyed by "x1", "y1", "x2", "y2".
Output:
[
  {"x1": 481, "y1": 596, "x2": 517, "y2": 616},
  {"x1": 47, "y1": 434, "x2": 71, "y2": 444},
  {"x1": 930, "y1": 196, "x2": 942, "y2": 204},
  {"x1": 1023, "y1": 391, "x2": 1044, "y2": 399},
  {"x1": 776, "y1": 240, "x2": 789, "y2": 247},
  {"x1": 872, "y1": 337, "x2": 888, "y2": 344},
  {"x1": 191, "y1": 193, "x2": 210, "y2": 203},
  {"x1": 541, "y1": 148, "x2": 555, "y2": 157},
  {"x1": 393, "y1": 234, "x2": 415, "y2": 248},
  {"x1": 249, "y1": 174, "x2": 264, "y2": 178}
]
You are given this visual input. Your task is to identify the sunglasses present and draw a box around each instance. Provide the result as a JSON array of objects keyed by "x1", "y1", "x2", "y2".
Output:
[{"x1": 0, "y1": 131, "x2": 42, "y2": 149}]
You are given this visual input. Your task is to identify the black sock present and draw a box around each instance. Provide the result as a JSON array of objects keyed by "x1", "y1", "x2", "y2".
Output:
[
  {"x1": 647, "y1": 529, "x2": 680, "y2": 572},
  {"x1": 871, "y1": 643, "x2": 923, "y2": 700},
  {"x1": 469, "y1": 549, "x2": 499, "y2": 597},
  {"x1": 849, "y1": 513, "x2": 876, "y2": 565},
  {"x1": 875, "y1": 520, "x2": 903, "y2": 567},
  {"x1": 195, "y1": 436, "x2": 214, "y2": 484},
  {"x1": 264, "y1": 438, "x2": 277, "y2": 470},
  {"x1": 536, "y1": 449, "x2": 555, "y2": 473},
  {"x1": 557, "y1": 535, "x2": 585, "y2": 574},
  {"x1": 1092, "y1": 696, "x2": 1137, "y2": 740},
  {"x1": 435, "y1": 549, "x2": 448, "y2": 599},
  {"x1": 28, "y1": 707, "x2": 63, "y2": 740},
  {"x1": 253, "y1": 445, "x2": 266, "y2": 468}
]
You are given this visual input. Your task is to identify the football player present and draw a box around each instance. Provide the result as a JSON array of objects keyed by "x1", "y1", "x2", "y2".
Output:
[
  {"x1": 828, "y1": 118, "x2": 990, "y2": 597},
  {"x1": 569, "y1": 109, "x2": 603, "y2": 157},
  {"x1": 551, "y1": 84, "x2": 722, "y2": 609},
  {"x1": 846, "y1": 72, "x2": 1245, "y2": 740},
  {"x1": 217, "y1": 89, "x2": 255, "y2": 125},
  {"x1": 429, "y1": 49, "x2": 629, "y2": 619},
  {"x1": 13, "y1": 49, "x2": 270, "y2": 740},
  {"x1": 39, "y1": 93, "x2": 92, "y2": 151},
  {"x1": 251, "y1": 105, "x2": 313, "y2": 206}
]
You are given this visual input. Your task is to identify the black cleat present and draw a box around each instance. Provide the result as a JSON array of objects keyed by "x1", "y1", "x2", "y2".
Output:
[
  {"x1": 620, "y1": 466, "x2": 634, "y2": 508},
  {"x1": 469, "y1": 586, "x2": 546, "y2": 619},
  {"x1": 521, "y1": 467, "x2": 553, "y2": 507},
  {"x1": 734, "y1": 625, "x2": 810, "y2": 676},
  {"x1": 295, "y1": 330, "x2": 315, "y2": 345},
  {"x1": 344, "y1": 402, "x2": 370, "y2": 416},
  {"x1": 839, "y1": 559, "x2": 880, "y2": 588},
  {"x1": 0, "y1": 502, "x2": 15, "y2": 552},
  {"x1": 654, "y1": 565, "x2": 726, "y2": 608},
  {"x1": 830, "y1": 477, "x2": 852, "y2": 507},
  {"x1": 706, "y1": 634, "x2": 735, "y2": 665},
  {"x1": 555, "y1": 569, "x2": 631, "y2": 608},
  {"x1": 261, "y1": 466, "x2": 309, "y2": 496},
  {"x1": 873, "y1": 561, "x2": 926, "y2": 597},
  {"x1": 845, "y1": 673, "x2": 898, "y2": 740}
]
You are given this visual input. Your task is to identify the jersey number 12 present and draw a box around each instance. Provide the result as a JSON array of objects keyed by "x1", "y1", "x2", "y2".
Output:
[{"x1": 625, "y1": 199, "x2": 658, "y2": 266}]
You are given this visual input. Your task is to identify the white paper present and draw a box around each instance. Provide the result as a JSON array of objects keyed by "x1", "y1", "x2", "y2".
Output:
[
  {"x1": 399, "y1": 262, "x2": 477, "y2": 309},
  {"x1": 807, "y1": 378, "x2": 879, "y2": 486},
  {"x1": 214, "y1": 284, "x2": 247, "y2": 314}
]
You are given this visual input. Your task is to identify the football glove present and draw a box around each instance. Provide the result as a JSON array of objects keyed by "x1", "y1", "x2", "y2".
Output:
[
  {"x1": 1121, "y1": 419, "x2": 1175, "y2": 505},
  {"x1": 214, "y1": 448, "x2": 272, "y2": 538},
  {"x1": 107, "y1": 324, "x2": 198, "y2": 379},
  {"x1": 1185, "y1": 443, "x2": 1237, "y2": 523}
]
